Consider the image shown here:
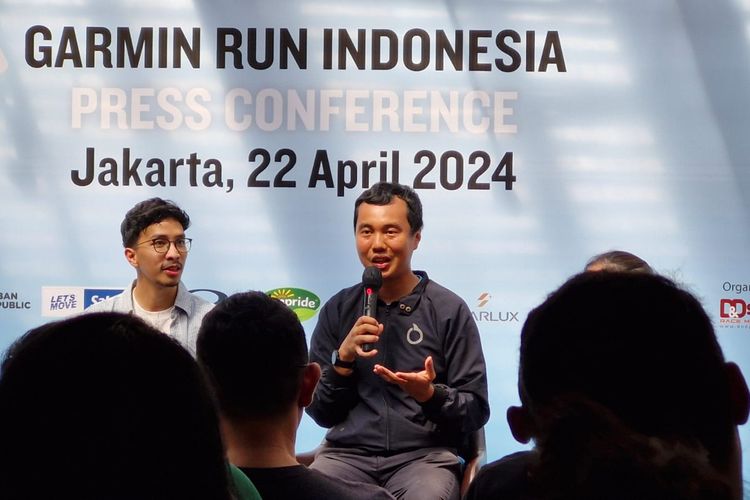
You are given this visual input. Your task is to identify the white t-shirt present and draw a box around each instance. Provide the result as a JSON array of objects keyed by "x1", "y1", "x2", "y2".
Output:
[{"x1": 132, "y1": 295, "x2": 174, "y2": 335}]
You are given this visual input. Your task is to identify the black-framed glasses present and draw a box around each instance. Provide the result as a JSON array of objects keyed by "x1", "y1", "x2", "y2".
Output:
[{"x1": 134, "y1": 237, "x2": 192, "y2": 254}]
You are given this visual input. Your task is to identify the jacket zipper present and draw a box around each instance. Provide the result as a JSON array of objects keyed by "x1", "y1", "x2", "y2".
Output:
[{"x1": 382, "y1": 303, "x2": 391, "y2": 452}]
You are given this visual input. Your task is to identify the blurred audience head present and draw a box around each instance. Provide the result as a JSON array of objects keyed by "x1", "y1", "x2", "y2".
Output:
[
  {"x1": 197, "y1": 291, "x2": 319, "y2": 422},
  {"x1": 584, "y1": 250, "x2": 653, "y2": 273},
  {"x1": 507, "y1": 272, "x2": 749, "y2": 500},
  {"x1": 0, "y1": 312, "x2": 233, "y2": 499}
]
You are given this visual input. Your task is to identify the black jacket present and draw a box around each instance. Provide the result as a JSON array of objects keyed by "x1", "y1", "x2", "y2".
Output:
[{"x1": 306, "y1": 271, "x2": 490, "y2": 453}]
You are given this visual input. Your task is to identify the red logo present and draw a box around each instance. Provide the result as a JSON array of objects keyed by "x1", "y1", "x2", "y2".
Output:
[{"x1": 720, "y1": 299, "x2": 747, "y2": 319}]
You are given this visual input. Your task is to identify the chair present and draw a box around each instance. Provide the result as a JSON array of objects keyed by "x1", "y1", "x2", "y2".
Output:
[
  {"x1": 459, "y1": 427, "x2": 487, "y2": 497},
  {"x1": 296, "y1": 427, "x2": 487, "y2": 496}
]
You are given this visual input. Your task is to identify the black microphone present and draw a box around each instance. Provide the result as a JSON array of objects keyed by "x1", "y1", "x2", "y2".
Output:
[{"x1": 361, "y1": 266, "x2": 382, "y2": 352}]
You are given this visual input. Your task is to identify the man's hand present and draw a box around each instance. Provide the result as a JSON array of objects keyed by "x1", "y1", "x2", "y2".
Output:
[
  {"x1": 335, "y1": 316, "x2": 383, "y2": 374},
  {"x1": 373, "y1": 356, "x2": 436, "y2": 403}
]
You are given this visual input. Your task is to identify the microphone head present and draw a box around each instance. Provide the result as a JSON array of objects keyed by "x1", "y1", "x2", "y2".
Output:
[{"x1": 362, "y1": 266, "x2": 383, "y2": 291}]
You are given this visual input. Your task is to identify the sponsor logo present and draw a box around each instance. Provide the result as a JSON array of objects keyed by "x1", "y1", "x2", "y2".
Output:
[
  {"x1": 718, "y1": 298, "x2": 750, "y2": 328},
  {"x1": 717, "y1": 279, "x2": 750, "y2": 328},
  {"x1": 471, "y1": 292, "x2": 519, "y2": 323},
  {"x1": 41, "y1": 285, "x2": 319, "y2": 319},
  {"x1": 0, "y1": 291, "x2": 31, "y2": 311},
  {"x1": 42, "y1": 286, "x2": 229, "y2": 317},
  {"x1": 42, "y1": 287, "x2": 86, "y2": 317},
  {"x1": 43, "y1": 287, "x2": 123, "y2": 316},
  {"x1": 189, "y1": 289, "x2": 228, "y2": 304},
  {"x1": 84, "y1": 288, "x2": 123, "y2": 307},
  {"x1": 721, "y1": 299, "x2": 746, "y2": 318},
  {"x1": 267, "y1": 287, "x2": 321, "y2": 322}
]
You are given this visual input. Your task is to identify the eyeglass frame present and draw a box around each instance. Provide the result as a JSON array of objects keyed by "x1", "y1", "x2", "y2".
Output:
[{"x1": 132, "y1": 237, "x2": 192, "y2": 254}]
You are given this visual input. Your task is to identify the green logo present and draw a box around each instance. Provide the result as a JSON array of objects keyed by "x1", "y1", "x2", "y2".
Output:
[{"x1": 267, "y1": 288, "x2": 321, "y2": 322}]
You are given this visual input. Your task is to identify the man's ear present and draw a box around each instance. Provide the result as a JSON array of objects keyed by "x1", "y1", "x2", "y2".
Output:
[
  {"x1": 412, "y1": 230, "x2": 421, "y2": 251},
  {"x1": 507, "y1": 405, "x2": 534, "y2": 444},
  {"x1": 124, "y1": 247, "x2": 138, "y2": 268},
  {"x1": 725, "y1": 362, "x2": 750, "y2": 425},
  {"x1": 298, "y1": 362, "x2": 322, "y2": 408}
]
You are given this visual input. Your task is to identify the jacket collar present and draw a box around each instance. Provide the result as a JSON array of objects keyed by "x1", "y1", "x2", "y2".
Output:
[
  {"x1": 391, "y1": 270, "x2": 428, "y2": 315},
  {"x1": 125, "y1": 280, "x2": 191, "y2": 314}
]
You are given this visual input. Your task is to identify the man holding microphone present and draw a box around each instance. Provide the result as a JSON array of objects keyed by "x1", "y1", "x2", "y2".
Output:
[{"x1": 307, "y1": 182, "x2": 489, "y2": 500}]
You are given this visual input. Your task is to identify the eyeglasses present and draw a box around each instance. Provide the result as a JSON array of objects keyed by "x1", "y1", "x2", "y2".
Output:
[{"x1": 134, "y1": 237, "x2": 192, "y2": 254}]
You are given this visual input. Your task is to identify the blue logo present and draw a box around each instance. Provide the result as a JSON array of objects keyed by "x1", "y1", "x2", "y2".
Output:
[{"x1": 84, "y1": 288, "x2": 122, "y2": 308}]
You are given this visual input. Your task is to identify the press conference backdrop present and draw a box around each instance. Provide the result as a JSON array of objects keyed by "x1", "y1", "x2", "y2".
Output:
[{"x1": 2, "y1": 0, "x2": 750, "y2": 485}]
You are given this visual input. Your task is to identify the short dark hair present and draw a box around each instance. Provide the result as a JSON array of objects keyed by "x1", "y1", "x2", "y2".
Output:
[
  {"x1": 354, "y1": 182, "x2": 423, "y2": 234},
  {"x1": 197, "y1": 291, "x2": 308, "y2": 420},
  {"x1": 120, "y1": 197, "x2": 190, "y2": 247},
  {"x1": 0, "y1": 312, "x2": 232, "y2": 499},
  {"x1": 585, "y1": 250, "x2": 653, "y2": 273},
  {"x1": 519, "y1": 272, "x2": 734, "y2": 468}
]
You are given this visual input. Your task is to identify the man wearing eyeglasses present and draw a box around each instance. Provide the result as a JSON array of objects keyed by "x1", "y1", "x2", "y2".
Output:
[{"x1": 85, "y1": 197, "x2": 213, "y2": 355}]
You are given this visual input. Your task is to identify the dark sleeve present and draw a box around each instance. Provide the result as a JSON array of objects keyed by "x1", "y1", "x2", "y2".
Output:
[
  {"x1": 305, "y1": 298, "x2": 360, "y2": 428},
  {"x1": 419, "y1": 298, "x2": 490, "y2": 434}
]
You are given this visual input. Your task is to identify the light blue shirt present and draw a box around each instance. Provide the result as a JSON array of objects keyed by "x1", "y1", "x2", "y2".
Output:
[{"x1": 85, "y1": 280, "x2": 214, "y2": 356}]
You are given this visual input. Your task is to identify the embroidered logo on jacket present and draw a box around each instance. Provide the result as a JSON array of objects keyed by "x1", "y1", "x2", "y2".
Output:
[{"x1": 406, "y1": 323, "x2": 424, "y2": 345}]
